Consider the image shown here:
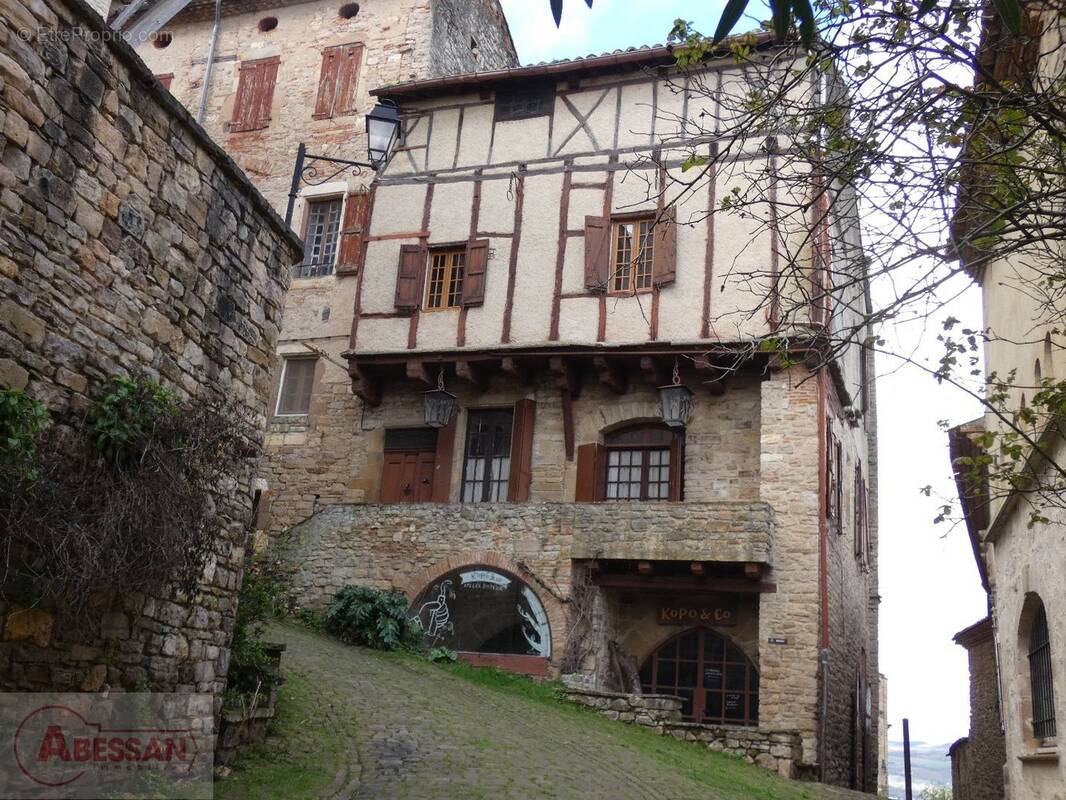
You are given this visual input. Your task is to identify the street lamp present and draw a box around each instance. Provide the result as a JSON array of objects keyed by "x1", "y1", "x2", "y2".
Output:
[
  {"x1": 423, "y1": 369, "x2": 457, "y2": 429},
  {"x1": 366, "y1": 101, "x2": 401, "y2": 170},
  {"x1": 658, "y1": 359, "x2": 693, "y2": 428},
  {"x1": 284, "y1": 101, "x2": 403, "y2": 226}
]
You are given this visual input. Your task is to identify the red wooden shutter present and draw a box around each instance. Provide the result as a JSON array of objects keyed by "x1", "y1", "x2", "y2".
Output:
[
  {"x1": 395, "y1": 244, "x2": 425, "y2": 311},
  {"x1": 584, "y1": 216, "x2": 611, "y2": 291},
  {"x1": 336, "y1": 190, "x2": 370, "y2": 275},
  {"x1": 431, "y1": 413, "x2": 457, "y2": 502},
  {"x1": 461, "y1": 239, "x2": 489, "y2": 307},
  {"x1": 825, "y1": 424, "x2": 836, "y2": 520},
  {"x1": 334, "y1": 44, "x2": 363, "y2": 116},
  {"x1": 156, "y1": 73, "x2": 174, "y2": 90},
  {"x1": 668, "y1": 432, "x2": 685, "y2": 501},
  {"x1": 313, "y1": 47, "x2": 341, "y2": 119},
  {"x1": 230, "y1": 57, "x2": 279, "y2": 132},
  {"x1": 507, "y1": 398, "x2": 536, "y2": 501},
  {"x1": 652, "y1": 206, "x2": 677, "y2": 287},
  {"x1": 575, "y1": 442, "x2": 604, "y2": 501}
]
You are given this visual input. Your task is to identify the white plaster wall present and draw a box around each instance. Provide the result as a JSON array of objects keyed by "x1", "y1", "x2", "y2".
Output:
[{"x1": 507, "y1": 172, "x2": 562, "y2": 343}]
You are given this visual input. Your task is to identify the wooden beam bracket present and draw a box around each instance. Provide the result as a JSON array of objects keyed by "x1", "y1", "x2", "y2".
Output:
[
  {"x1": 593, "y1": 355, "x2": 628, "y2": 395},
  {"x1": 456, "y1": 360, "x2": 489, "y2": 391}
]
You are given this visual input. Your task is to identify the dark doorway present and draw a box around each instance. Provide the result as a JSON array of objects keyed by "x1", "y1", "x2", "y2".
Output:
[{"x1": 639, "y1": 627, "x2": 759, "y2": 726}]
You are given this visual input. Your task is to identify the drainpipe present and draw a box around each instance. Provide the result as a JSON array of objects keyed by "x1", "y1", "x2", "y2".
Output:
[
  {"x1": 819, "y1": 647, "x2": 830, "y2": 782},
  {"x1": 197, "y1": 0, "x2": 222, "y2": 125}
]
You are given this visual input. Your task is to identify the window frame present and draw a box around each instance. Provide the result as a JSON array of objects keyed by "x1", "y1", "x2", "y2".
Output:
[
  {"x1": 1028, "y1": 603, "x2": 1057, "y2": 742},
  {"x1": 275, "y1": 357, "x2": 317, "y2": 417},
  {"x1": 608, "y1": 215, "x2": 656, "y2": 295},
  {"x1": 602, "y1": 425, "x2": 681, "y2": 502},
  {"x1": 460, "y1": 408, "x2": 514, "y2": 503},
  {"x1": 423, "y1": 246, "x2": 466, "y2": 311},
  {"x1": 297, "y1": 196, "x2": 344, "y2": 278}
]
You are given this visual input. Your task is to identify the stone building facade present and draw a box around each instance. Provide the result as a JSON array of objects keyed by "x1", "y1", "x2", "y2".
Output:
[
  {"x1": 949, "y1": 8, "x2": 1066, "y2": 798},
  {"x1": 950, "y1": 618, "x2": 1007, "y2": 800},
  {"x1": 0, "y1": 0, "x2": 302, "y2": 695},
  {"x1": 259, "y1": 39, "x2": 880, "y2": 789}
]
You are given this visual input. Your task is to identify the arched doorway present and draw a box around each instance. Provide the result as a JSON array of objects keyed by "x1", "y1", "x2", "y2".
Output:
[
  {"x1": 639, "y1": 627, "x2": 759, "y2": 726},
  {"x1": 409, "y1": 566, "x2": 551, "y2": 658}
]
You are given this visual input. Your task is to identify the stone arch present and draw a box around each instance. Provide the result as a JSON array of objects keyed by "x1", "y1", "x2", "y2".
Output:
[
  {"x1": 401, "y1": 551, "x2": 567, "y2": 663},
  {"x1": 1015, "y1": 592, "x2": 1057, "y2": 745},
  {"x1": 594, "y1": 399, "x2": 663, "y2": 439}
]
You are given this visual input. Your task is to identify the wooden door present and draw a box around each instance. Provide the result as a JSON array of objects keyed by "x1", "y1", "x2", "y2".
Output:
[{"x1": 381, "y1": 450, "x2": 436, "y2": 502}]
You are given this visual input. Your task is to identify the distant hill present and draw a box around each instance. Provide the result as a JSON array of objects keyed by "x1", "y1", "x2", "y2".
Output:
[{"x1": 886, "y1": 740, "x2": 953, "y2": 798}]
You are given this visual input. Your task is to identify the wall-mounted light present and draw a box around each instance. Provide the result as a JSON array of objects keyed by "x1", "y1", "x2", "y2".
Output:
[
  {"x1": 658, "y1": 359, "x2": 693, "y2": 428},
  {"x1": 423, "y1": 368, "x2": 456, "y2": 428},
  {"x1": 366, "y1": 101, "x2": 401, "y2": 170}
]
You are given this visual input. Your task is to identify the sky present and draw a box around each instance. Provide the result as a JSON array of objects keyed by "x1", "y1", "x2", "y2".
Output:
[{"x1": 499, "y1": 0, "x2": 991, "y2": 749}]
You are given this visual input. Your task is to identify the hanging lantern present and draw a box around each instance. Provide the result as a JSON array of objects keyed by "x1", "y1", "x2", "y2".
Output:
[
  {"x1": 423, "y1": 368, "x2": 456, "y2": 428},
  {"x1": 658, "y1": 359, "x2": 693, "y2": 428},
  {"x1": 365, "y1": 101, "x2": 401, "y2": 170}
]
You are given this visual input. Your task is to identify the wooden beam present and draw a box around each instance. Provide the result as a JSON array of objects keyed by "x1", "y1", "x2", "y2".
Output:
[
  {"x1": 694, "y1": 355, "x2": 728, "y2": 396},
  {"x1": 593, "y1": 356, "x2": 628, "y2": 395},
  {"x1": 550, "y1": 356, "x2": 581, "y2": 399},
  {"x1": 501, "y1": 356, "x2": 534, "y2": 386},
  {"x1": 349, "y1": 365, "x2": 381, "y2": 407},
  {"x1": 640, "y1": 355, "x2": 666, "y2": 387},
  {"x1": 744, "y1": 563, "x2": 764, "y2": 580},
  {"x1": 406, "y1": 360, "x2": 435, "y2": 387},
  {"x1": 590, "y1": 574, "x2": 777, "y2": 594},
  {"x1": 456, "y1": 360, "x2": 488, "y2": 391},
  {"x1": 561, "y1": 388, "x2": 575, "y2": 461}
]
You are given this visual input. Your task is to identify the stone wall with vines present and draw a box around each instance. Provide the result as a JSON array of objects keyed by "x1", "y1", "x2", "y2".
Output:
[{"x1": 0, "y1": 0, "x2": 302, "y2": 696}]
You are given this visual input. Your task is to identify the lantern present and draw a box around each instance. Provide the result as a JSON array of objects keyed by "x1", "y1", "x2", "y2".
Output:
[
  {"x1": 366, "y1": 101, "x2": 401, "y2": 170},
  {"x1": 423, "y1": 369, "x2": 456, "y2": 428},
  {"x1": 658, "y1": 360, "x2": 693, "y2": 428}
]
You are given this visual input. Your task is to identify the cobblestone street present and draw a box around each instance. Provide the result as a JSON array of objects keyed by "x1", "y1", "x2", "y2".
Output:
[{"x1": 259, "y1": 624, "x2": 865, "y2": 800}]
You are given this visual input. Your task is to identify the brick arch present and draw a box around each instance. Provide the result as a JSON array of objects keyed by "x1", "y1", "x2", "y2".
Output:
[
  {"x1": 401, "y1": 551, "x2": 567, "y2": 663},
  {"x1": 595, "y1": 400, "x2": 662, "y2": 439},
  {"x1": 638, "y1": 624, "x2": 760, "y2": 670}
]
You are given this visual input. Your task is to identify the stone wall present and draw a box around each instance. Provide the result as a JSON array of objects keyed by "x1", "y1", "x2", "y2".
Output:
[
  {"x1": 429, "y1": 0, "x2": 517, "y2": 77},
  {"x1": 564, "y1": 687, "x2": 803, "y2": 778},
  {"x1": 0, "y1": 0, "x2": 302, "y2": 695},
  {"x1": 950, "y1": 619, "x2": 1006, "y2": 800}
]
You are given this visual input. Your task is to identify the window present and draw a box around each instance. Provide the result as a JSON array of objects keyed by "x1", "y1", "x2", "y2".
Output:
[
  {"x1": 854, "y1": 464, "x2": 869, "y2": 570},
  {"x1": 610, "y1": 217, "x2": 655, "y2": 293},
  {"x1": 640, "y1": 628, "x2": 759, "y2": 726},
  {"x1": 461, "y1": 410, "x2": 513, "y2": 502},
  {"x1": 604, "y1": 425, "x2": 681, "y2": 501},
  {"x1": 276, "y1": 358, "x2": 315, "y2": 416},
  {"x1": 826, "y1": 424, "x2": 842, "y2": 531},
  {"x1": 313, "y1": 43, "x2": 363, "y2": 120},
  {"x1": 298, "y1": 198, "x2": 343, "y2": 277},
  {"x1": 1029, "y1": 603, "x2": 1057, "y2": 741},
  {"x1": 230, "y1": 56, "x2": 280, "y2": 132},
  {"x1": 425, "y1": 248, "x2": 466, "y2": 311},
  {"x1": 494, "y1": 85, "x2": 554, "y2": 121}
]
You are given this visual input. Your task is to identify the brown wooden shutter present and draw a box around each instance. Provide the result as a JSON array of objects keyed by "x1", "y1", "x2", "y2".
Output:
[
  {"x1": 575, "y1": 442, "x2": 604, "y2": 501},
  {"x1": 156, "y1": 73, "x2": 174, "y2": 90},
  {"x1": 462, "y1": 239, "x2": 490, "y2": 307},
  {"x1": 230, "y1": 57, "x2": 279, "y2": 132},
  {"x1": 825, "y1": 425, "x2": 836, "y2": 519},
  {"x1": 507, "y1": 398, "x2": 536, "y2": 501},
  {"x1": 313, "y1": 47, "x2": 340, "y2": 119},
  {"x1": 652, "y1": 206, "x2": 677, "y2": 287},
  {"x1": 668, "y1": 432, "x2": 685, "y2": 501},
  {"x1": 395, "y1": 244, "x2": 425, "y2": 311},
  {"x1": 584, "y1": 216, "x2": 611, "y2": 291},
  {"x1": 336, "y1": 190, "x2": 370, "y2": 275},
  {"x1": 334, "y1": 44, "x2": 363, "y2": 116},
  {"x1": 431, "y1": 413, "x2": 457, "y2": 502}
]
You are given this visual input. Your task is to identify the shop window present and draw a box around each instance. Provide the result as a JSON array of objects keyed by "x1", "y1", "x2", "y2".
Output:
[
  {"x1": 639, "y1": 628, "x2": 758, "y2": 726},
  {"x1": 298, "y1": 197, "x2": 343, "y2": 278},
  {"x1": 409, "y1": 566, "x2": 550, "y2": 657},
  {"x1": 1028, "y1": 601, "x2": 1057, "y2": 740},
  {"x1": 603, "y1": 425, "x2": 682, "y2": 501},
  {"x1": 461, "y1": 409, "x2": 512, "y2": 502},
  {"x1": 380, "y1": 428, "x2": 438, "y2": 503},
  {"x1": 276, "y1": 358, "x2": 315, "y2": 416}
]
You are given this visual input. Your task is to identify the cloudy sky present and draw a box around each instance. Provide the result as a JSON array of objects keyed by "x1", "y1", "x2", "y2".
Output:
[{"x1": 498, "y1": 0, "x2": 990, "y2": 747}]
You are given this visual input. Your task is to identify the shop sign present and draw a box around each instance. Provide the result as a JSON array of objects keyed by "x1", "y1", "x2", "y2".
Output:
[{"x1": 657, "y1": 598, "x2": 738, "y2": 626}]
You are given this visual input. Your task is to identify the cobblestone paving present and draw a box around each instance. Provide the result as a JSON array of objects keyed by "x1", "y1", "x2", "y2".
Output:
[{"x1": 268, "y1": 624, "x2": 864, "y2": 800}]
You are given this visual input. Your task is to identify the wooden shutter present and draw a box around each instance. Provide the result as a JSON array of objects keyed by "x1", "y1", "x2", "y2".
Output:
[
  {"x1": 313, "y1": 47, "x2": 341, "y2": 119},
  {"x1": 395, "y1": 244, "x2": 424, "y2": 311},
  {"x1": 462, "y1": 239, "x2": 490, "y2": 307},
  {"x1": 430, "y1": 413, "x2": 457, "y2": 502},
  {"x1": 825, "y1": 425, "x2": 836, "y2": 519},
  {"x1": 231, "y1": 57, "x2": 279, "y2": 132},
  {"x1": 584, "y1": 216, "x2": 611, "y2": 291},
  {"x1": 336, "y1": 190, "x2": 370, "y2": 275},
  {"x1": 575, "y1": 442, "x2": 604, "y2": 501},
  {"x1": 155, "y1": 73, "x2": 174, "y2": 90},
  {"x1": 668, "y1": 432, "x2": 685, "y2": 501},
  {"x1": 652, "y1": 206, "x2": 677, "y2": 287},
  {"x1": 334, "y1": 44, "x2": 363, "y2": 116},
  {"x1": 507, "y1": 398, "x2": 536, "y2": 501}
]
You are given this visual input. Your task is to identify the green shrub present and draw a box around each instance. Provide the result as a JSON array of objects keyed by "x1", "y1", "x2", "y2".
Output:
[
  {"x1": 0, "y1": 389, "x2": 49, "y2": 480},
  {"x1": 87, "y1": 376, "x2": 177, "y2": 465},
  {"x1": 295, "y1": 607, "x2": 327, "y2": 632},
  {"x1": 226, "y1": 557, "x2": 291, "y2": 702},
  {"x1": 325, "y1": 586, "x2": 420, "y2": 650},
  {"x1": 427, "y1": 646, "x2": 458, "y2": 663}
]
